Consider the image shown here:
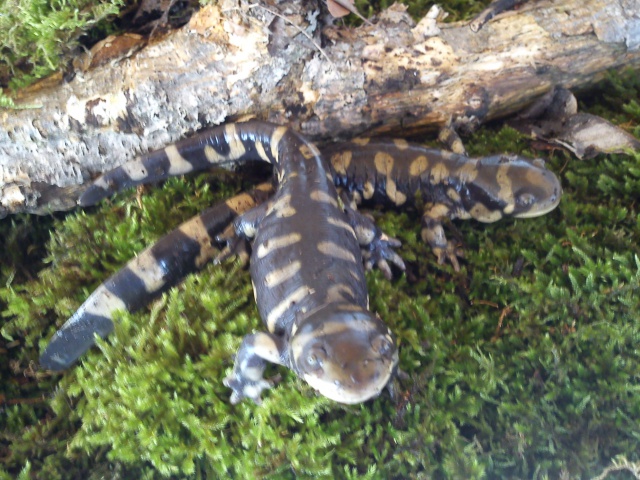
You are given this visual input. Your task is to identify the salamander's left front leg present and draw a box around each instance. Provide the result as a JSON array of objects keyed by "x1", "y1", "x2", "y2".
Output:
[
  {"x1": 421, "y1": 203, "x2": 464, "y2": 271},
  {"x1": 223, "y1": 332, "x2": 287, "y2": 404}
]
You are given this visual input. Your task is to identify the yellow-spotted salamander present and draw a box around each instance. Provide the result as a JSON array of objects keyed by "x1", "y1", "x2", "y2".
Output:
[
  {"x1": 41, "y1": 121, "x2": 401, "y2": 405},
  {"x1": 325, "y1": 138, "x2": 561, "y2": 271},
  {"x1": 40, "y1": 122, "x2": 562, "y2": 404}
]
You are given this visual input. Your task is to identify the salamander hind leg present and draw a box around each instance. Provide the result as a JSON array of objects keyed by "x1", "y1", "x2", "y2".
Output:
[
  {"x1": 340, "y1": 194, "x2": 405, "y2": 279},
  {"x1": 223, "y1": 332, "x2": 286, "y2": 404},
  {"x1": 215, "y1": 202, "x2": 270, "y2": 264}
]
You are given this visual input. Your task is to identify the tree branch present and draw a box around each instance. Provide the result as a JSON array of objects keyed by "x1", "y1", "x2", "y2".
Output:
[{"x1": 1, "y1": 0, "x2": 638, "y2": 216}]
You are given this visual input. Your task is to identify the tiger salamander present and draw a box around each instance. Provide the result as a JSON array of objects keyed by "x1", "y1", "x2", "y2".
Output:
[
  {"x1": 325, "y1": 139, "x2": 561, "y2": 271},
  {"x1": 41, "y1": 121, "x2": 402, "y2": 405}
]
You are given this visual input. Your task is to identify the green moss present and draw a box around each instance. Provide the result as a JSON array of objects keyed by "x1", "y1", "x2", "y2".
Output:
[
  {"x1": 0, "y1": 0, "x2": 124, "y2": 91},
  {"x1": 354, "y1": 0, "x2": 494, "y2": 22},
  {"x1": 0, "y1": 90, "x2": 16, "y2": 108},
  {"x1": 4, "y1": 114, "x2": 640, "y2": 478}
]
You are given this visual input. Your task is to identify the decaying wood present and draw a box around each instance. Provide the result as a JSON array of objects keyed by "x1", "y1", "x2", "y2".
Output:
[{"x1": 1, "y1": 0, "x2": 639, "y2": 216}]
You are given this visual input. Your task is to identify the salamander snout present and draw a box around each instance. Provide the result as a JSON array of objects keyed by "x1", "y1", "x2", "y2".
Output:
[{"x1": 290, "y1": 308, "x2": 398, "y2": 404}]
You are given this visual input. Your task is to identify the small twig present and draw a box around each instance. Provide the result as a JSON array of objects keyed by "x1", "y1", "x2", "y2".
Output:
[
  {"x1": 491, "y1": 305, "x2": 511, "y2": 341},
  {"x1": 224, "y1": 3, "x2": 335, "y2": 68},
  {"x1": 472, "y1": 299, "x2": 500, "y2": 308}
]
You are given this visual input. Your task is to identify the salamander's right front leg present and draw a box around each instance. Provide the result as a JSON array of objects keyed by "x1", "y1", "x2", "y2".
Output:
[
  {"x1": 223, "y1": 332, "x2": 287, "y2": 404},
  {"x1": 421, "y1": 203, "x2": 464, "y2": 271}
]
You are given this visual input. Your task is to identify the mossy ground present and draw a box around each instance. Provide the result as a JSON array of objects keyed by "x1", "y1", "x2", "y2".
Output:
[
  {"x1": 2, "y1": 1, "x2": 640, "y2": 479},
  {"x1": 0, "y1": 0, "x2": 124, "y2": 107}
]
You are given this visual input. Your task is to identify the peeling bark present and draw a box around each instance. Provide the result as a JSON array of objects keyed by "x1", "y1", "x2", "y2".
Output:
[{"x1": 1, "y1": 0, "x2": 639, "y2": 216}]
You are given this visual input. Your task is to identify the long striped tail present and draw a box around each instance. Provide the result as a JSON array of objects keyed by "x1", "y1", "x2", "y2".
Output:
[
  {"x1": 40, "y1": 184, "x2": 273, "y2": 370},
  {"x1": 79, "y1": 121, "x2": 289, "y2": 206}
]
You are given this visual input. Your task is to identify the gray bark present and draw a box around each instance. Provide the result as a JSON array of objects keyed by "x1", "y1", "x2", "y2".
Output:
[{"x1": 1, "y1": 0, "x2": 639, "y2": 216}]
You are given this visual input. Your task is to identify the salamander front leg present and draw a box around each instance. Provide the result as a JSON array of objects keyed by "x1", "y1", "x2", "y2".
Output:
[
  {"x1": 421, "y1": 203, "x2": 464, "y2": 271},
  {"x1": 223, "y1": 332, "x2": 287, "y2": 404},
  {"x1": 438, "y1": 121, "x2": 467, "y2": 155},
  {"x1": 469, "y1": 0, "x2": 528, "y2": 32}
]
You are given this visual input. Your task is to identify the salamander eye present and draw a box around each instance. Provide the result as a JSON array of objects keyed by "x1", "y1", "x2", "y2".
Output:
[
  {"x1": 371, "y1": 334, "x2": 394, "y2": 358},
  {"x1": 532, "y1": 158, "x2": 546, "y2": 169},
  {"x1": 306, "y1": 354, "x2": 320, "y2": 367},
  {"x1": 304, "y1": 345, "x2": 327, "y2": 371},
  {"x1": 517, "y1": 192, "x2": 536, "y2": 207}
]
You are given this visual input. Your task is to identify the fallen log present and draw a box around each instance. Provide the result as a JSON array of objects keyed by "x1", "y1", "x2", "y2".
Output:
[{"x1": 0, "y1": 0, "x2": 638, "y2": 216}]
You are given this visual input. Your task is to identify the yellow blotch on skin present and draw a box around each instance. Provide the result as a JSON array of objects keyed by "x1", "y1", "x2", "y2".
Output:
[
  {"x1": 430, "y1": 163, "x2": 450, "y2": 185},
  {"x1": 409, "y1": 155, "x2": 429, "y2": 176},
  {"x1": 330, "y1": 151, "x2": 352, "y2": 175},
  {"x1": 351, "y1": 138, "x2": 370, "y2": 146}
]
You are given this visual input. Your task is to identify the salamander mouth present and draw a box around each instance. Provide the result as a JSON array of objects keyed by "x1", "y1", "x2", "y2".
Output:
[
  {"x1": 297, "y1": 330, "x2": 398, "y2": 403},
  {"x1": 515, "y1": 202, "x2": 559, "y2": 218},
  {"x1": 302, "y1": 353, "x2": 398, "y2": 404}
]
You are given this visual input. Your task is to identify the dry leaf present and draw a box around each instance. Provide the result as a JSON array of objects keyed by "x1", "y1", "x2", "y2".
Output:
[{"x1": 510, "y1": 87, "x2": 640, "y2": 159}]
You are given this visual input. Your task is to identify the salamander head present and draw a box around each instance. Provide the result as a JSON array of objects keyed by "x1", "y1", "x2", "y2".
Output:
[
  {"x1": 464, "y1": 155, "x2": 562, "y2": 222},
  {"x1": 289, "y1": 306, "x2": 398, "y2": 404}
]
